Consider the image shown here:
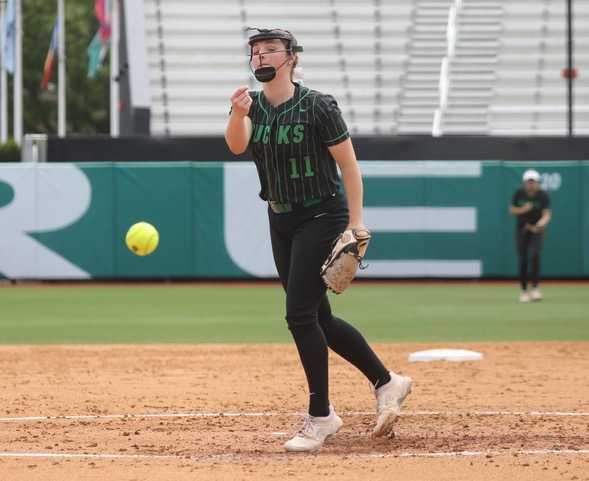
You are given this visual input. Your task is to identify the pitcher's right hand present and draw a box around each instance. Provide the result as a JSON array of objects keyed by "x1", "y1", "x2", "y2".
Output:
[{"x1": 230, "y1": 85, "x2": 252, "y2": 118}]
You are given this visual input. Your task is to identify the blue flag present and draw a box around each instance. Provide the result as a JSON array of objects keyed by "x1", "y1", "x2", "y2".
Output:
[{"x1": 2, "y1": 0, "x2": 15, "y2": 74}]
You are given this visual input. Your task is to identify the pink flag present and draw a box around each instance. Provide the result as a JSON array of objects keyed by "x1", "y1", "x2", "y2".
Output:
[{"x1": 95, "y1": 0, "x2": 111, "y2": 42}]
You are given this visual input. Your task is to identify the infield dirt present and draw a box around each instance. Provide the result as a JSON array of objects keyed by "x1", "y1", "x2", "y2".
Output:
[{"x1": 1, "y1": 342, "x2": 588, "y2": 480}]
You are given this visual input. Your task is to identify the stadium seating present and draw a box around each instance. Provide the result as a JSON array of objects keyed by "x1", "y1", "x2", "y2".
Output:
[{"x1": 143, "y1": 0, "x2": 589, "y2": 136}]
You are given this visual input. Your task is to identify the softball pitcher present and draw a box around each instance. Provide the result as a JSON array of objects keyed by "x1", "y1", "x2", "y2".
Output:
[{"x1": 225, "y1": 27, "x2": 412, "y2": 452}]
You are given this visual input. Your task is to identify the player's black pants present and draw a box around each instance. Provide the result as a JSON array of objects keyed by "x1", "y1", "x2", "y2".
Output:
[
  {"x1": 516, "y1": 228, "x2": 544, "y2": 290},
  {"x1": 268, "y1": 193, "x2": 389, "y2": 417}
]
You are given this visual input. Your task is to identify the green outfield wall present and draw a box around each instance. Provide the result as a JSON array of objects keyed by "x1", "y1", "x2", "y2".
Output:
[{"x1": 0, "y1": 161, "x2": 586, "y2": 279}]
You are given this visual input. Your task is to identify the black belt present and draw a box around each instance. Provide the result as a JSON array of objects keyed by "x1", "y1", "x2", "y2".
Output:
[{"x1": 268, "y1": 197, "x2": 325, "y2": 214}]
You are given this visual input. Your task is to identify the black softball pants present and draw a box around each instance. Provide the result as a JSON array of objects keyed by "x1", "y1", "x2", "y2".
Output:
[
  {"x1": 268, "y1": 193, "x2": 389, "y2": 417},
  {"x1": 516, "y1": 228, "x2": 544, "y2": 290}
]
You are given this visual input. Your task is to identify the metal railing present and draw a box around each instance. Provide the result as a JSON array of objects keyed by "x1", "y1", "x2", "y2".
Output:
[{"x1": 432, "y1": 0, "x2": 461, "y2": 136}]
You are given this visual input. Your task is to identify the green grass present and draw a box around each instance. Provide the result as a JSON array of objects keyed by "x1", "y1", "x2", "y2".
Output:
[{"x1": 0, "y1": 284, "x2": 587, "y2": 344}]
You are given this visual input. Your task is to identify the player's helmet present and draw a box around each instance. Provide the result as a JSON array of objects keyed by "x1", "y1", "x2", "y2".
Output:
[{"x1": 246, "y1": 27, "x2": 304, "y2": 54}]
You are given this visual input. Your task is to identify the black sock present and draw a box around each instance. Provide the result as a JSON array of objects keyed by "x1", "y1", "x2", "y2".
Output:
[
  {"x1": 288, "y1": 322, "x2": 330, "y2": 417},
  {"x1": 321, "y1": 316, "x2": 390, "y2": 388}
]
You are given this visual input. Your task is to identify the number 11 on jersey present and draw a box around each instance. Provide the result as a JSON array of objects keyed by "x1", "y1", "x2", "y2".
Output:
[{"x1": 289, "y1": 156, "x2": 315, "y2": 179}]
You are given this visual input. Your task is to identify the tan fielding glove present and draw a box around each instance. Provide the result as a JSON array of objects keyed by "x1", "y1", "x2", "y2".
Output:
[{"x1": 320, "y1": 228, "x2": 371, "y2": 294}]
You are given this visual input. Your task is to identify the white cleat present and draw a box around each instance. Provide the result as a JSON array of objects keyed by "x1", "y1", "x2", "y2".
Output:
[
  {"x1": 284, "y1": 405, "x2": 343, "y2": 452},
  {"x1": 530, "y1": 289, "x2": 543, "y2": 301},
  {"x1": 373, "y1": 372, "x2": 413, "y2": 438},
  {"x1": 519, "y1": 291, "x2": 531, "y2": 303}
]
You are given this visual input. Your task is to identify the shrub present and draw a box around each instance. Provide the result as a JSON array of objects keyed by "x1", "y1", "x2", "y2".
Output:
[{"x1": 0, "y1": 140, "x2": 21, "y2": 162}]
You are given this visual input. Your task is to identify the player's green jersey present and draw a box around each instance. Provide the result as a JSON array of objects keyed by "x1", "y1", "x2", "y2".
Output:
[
  {"x1": 511, "y1": 187, "x2": 550, "y2": 229},
  {"x1": 247, "y1": 83, "x2": 350, "y2": 203}
]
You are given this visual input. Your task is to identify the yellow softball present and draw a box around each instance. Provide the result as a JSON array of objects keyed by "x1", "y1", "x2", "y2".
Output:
[{"x1": 125, "y1": 222, "x2": 159, "y2": 256}]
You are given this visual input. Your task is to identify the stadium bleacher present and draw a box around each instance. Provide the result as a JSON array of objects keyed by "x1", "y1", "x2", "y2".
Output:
[{"x1": 143, "y1": 0, "x2": 588, "y2": 136}]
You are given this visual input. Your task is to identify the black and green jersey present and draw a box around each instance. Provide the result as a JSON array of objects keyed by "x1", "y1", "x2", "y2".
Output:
[
  {"x1": 247, "y1": 83, "x2": 350, "y2": 203},
  {"x1": 511, "y1": 187, "x2": 550, "y2": 229}
]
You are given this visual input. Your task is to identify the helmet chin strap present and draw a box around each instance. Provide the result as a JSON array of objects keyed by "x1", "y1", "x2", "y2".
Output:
[{"x1": 274, "y1": 57, "x2": 292, "y2": 72}]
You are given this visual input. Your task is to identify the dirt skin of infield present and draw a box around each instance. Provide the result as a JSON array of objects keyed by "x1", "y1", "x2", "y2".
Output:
[{"x1": 0, "y1": 342, "x2": 588, "y2": 480}]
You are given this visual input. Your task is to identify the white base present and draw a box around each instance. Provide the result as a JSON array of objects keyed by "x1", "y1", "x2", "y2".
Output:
[{"x1": 408, "y1": 349, "x2": 483, "y2": 363}]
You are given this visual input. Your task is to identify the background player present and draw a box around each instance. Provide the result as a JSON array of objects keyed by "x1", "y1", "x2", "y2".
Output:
[
  {"x1": 225, "y1": 27, "x2": 412, "y2": 452},
  {"x1": 509, "y1": 169, "x2": 552, "y2": 302}
]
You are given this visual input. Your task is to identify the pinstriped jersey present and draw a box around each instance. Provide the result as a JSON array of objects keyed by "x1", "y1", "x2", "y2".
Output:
[{"x1": 247, "y1": 83, "x2": 350, "y2": 203}]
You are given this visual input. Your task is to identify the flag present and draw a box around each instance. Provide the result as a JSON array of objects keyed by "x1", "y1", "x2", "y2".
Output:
[
  {"x1": 87, "y1": 30, "x2": 108, "y2": 78},
  {"x1": 41, "y1": 20, "x2": 58, "y2": 90},
  {"x1": 2, "y1": 0, "x2": 15, "y2": 74},
  {"x1": 95, "y1": 0, "x2": 111, "y2": 42},
  {"x1": 87, "y1": 0, "x2": 111, "y2": 78}
]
